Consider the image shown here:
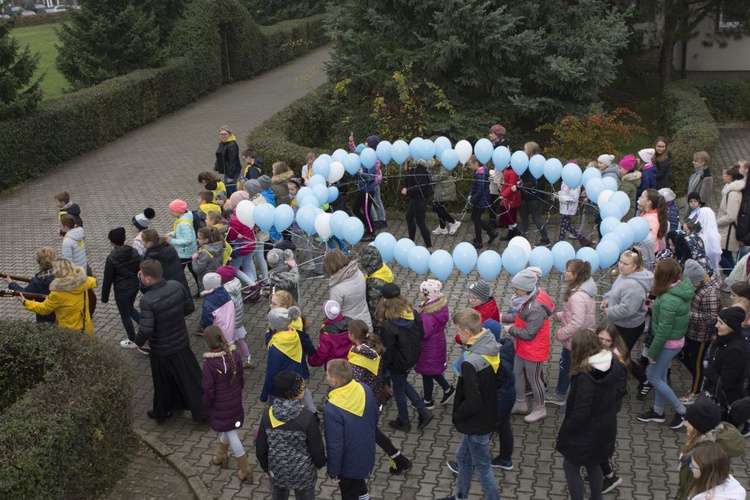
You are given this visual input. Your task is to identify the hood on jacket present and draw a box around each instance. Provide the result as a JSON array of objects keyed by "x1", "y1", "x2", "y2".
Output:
[
  {"x1": 420, "y1": 296, "x2": 448, "y2": 315},
  {"x1": 223, "y1": 277, "x2": 242, "y2": 296},
  {"x1": 722, "y1": 178, "x2": 745, "y2": 197},
  {"x1": 360, "y1": 246, "x2": 383, "y2": 275},
  {"x1": 110, "y1": 245, "x2": 138, "y2": 264},
  {"x1": 61, "y1": 202, "x2": 81, "y2": 217},
  {"x1": 64, "y1": 226, "x2": 85, "y2": 242},
  {"x1": 270, "y1": 398, "x2": 304, "y2": 423},
  {"x1": 622, "y1": 269, "x2": 654, "y2": 292},
  {"x1": 329, "y1": 260, "x2": 361, "y2": 288},
  {"x1": 272, "y1": 169, "x2": 294, "y2": 185},
  {"x1": 202, "y1": 240, "x2": 225, "y2": 256},
  {"x1": 576, "y1": 278, "x2": 597, "y2": 299},
  {"x1": 49, "y1": 266, "x2": 90, "y2": 292},
  {"x1": 665, "y1": 277, "x2": 696, "y2": 302},
  {"x1": 622, "y1": 171, "x2": 642, "y2": 182},
  {"x1": 146, "y1": 241, "x2": 179, "y2": 262},
  {"x1": 466, "y1": 329, "x2": 500, "y2": 356},
  {"x1": 603, "y1": 164, "x2": 620, "y2": 177},
  {"x1": 588, "y1": 349, "x2": 613, "y2": 373}
]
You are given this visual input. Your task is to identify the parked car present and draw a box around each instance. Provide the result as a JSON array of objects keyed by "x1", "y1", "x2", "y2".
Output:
[
  {"x1": 45, "y1": 5, "x2": 69, "y2": 13},
  {"x1": 28, "y1": 4, "x2": 49, "y2": 13},
  {"x1": 19, "y1": 10, "x2": 36, "y2": 16},
  {"x1": 5, "y1": 6, "x2": 24, "y2": 17}
]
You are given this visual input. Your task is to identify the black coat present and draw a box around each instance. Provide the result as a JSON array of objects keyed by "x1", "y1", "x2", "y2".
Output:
[
  {"x1": 705, "y1": 331, "x2": 748, "y2": 406},
  {"x1": 405, "y1": 163, "x2": 433, "y2": 200},
  {"x1": 520, "y1": 170, "x2": 548, "y2": 203},
  {"x1": 144, "y1": 242, "x2": 191, "y2": 294},
  {"x1": 215, "y1": 140, "x2": 241, "y2": 178},
  {"x1": 101, "y1": 245, "x2": 141, "y2": 302},
  {"x1": 556, "y1": 360, "x2": 625, "y2": 466},
  {"x1": 380, "y1": 310, "x2": 423, "y2": 374},
  {"x1": 135, "y1": 279, "x2": 195, "y2": 357}
]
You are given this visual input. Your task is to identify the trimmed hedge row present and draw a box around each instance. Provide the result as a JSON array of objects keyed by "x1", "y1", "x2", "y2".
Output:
[
  {"x1": 0, "y1": 320, "x2": 134, "y2": 499},
  {"x1": 0, "y1": 9, "x2": 328, "y2": 193},
  {"x1": 12, "y1": 11, "x2": 68, "y2": 27},
  {"x1": 691, "y1": 79, "x2": 750, "y2": 123}
]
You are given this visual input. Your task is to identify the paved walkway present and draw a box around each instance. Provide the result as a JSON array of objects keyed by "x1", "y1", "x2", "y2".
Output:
[{"x1": 1, "y1": 47, "x2": 749, "y2": 499}]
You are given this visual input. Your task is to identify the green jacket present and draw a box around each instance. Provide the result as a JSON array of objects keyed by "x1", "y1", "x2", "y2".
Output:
[
  {"x1": 648, "y1": 277, "x2": 694, "y2": 359},
  {"x1": 429, "y1": 163, "x2": 456, "y2": 202}
]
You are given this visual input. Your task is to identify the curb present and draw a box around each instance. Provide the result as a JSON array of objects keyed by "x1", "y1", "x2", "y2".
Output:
[{"x1": 135, "y1": 429, "x2": 214, "y2": 500}]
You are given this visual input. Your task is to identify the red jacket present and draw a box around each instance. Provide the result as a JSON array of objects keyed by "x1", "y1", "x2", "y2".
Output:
[
  {"x1": 473, "y1": 298, "x2": 500, "y2": 323},
  {"x1": 228, "y1": 215, "x2": 256, "y2": 256},
  {"x1": 510, "y1": 289, "x2": 554, "y2": 362},
  {"x1": 501, "y1": 168, "x2": 521, "y2": 209}
]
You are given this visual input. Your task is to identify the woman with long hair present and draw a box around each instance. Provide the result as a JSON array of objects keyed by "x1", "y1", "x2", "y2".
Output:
[
  {"x1": 689, "y1": 444, "x2": 746, "y2": 499},
  {"x1": 638, "y1": 189, "x2": 668, "y2": 252},
  {"x1": 653, "y1": 136, "x2": 672, "y2": 190}
]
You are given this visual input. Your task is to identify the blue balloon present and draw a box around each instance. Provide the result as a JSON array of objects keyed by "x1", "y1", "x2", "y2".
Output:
[
  {"x1": 341, "y1": 217, "x2": 364, "y2": 244},
  {"x1": 581, "y1": 167, "x2": 602, "y2": 186},
  {"x1": 474, "y1": 138, "x2": 494, "y2": 165},
  {"x1": 273, "y1": 204, "x2": 294, "y2": 232},
  {"x1": 408, "y1": 246, "x2": 431, "y2": 274},
  {"x1": 576, "y1": 247, "x2": 600, "y2": 273},
  {"x1": 602, "y1": 176, "x2": 618, "y2": 192},
  {"x1": 552, "y1": 241, "x2": 576, "y2": 273},
  {"x1": 502, "y1": 245, "x2": 527, "y2": 275},
  {"x1": 327, "y1": 186, "x2": 339, "y2": 204},
  {"x1": 600, "y1": 232, "x2": 622, "y2": 248},
  {"x1": 627, "y1": 217, "x2": 650, "y2": 243},
  {"x1": 376, "y1": 140, "x2": 392, "y2": 165},
  {"x1": 344, "y1": 153, "x2": 361, "y2": 175},
  {"x1": 429, "y1": 249, "x2": 454, "y2": 281},
  {"x1": 434, "y1": 137, "x2": 452, "y2": 160},
  {"x1": 562, "y1": 163, "x2": 582, "y2": 188},
  {"x1": 312, "y1": 157, "x2": 330, "y2": 179},
  {"x1": 409, "y1": 137, "x2": 424, "y2": 160},
  {"x1": 330, "y1": 210, "x2": 350, "y2": 240},
  {"x1": 394, "y1": 238, "x2": 416, "y2": 267},
  {"x1": 609, "y1": 191, "x2": 631, "y2": 218},
  {"x1": 297, "y1": 186, "x2": 312, "y2": 200},
  {"x1": 600, "y1": 216, "x2": 621, "y2": 235},
  {"x1": 318, "y1": 154, "x2": 333, "y2": 165},
  {"x1": 584, "y1": 178, "x2": 606, "y2": 204},
  {"x1": 373, "y1": 232, "x2": 397, "y2": 262},
  {"x1": 529, "y1": 246, "x2": 554, "y2": 276},
  {"x1": 360, "y1": 148, "x2": 377, "y2": 169},
  {"x1": 299, "y1": 195, "x2": 319, "y2": 208},
  {"x1": 613, "y1": 222, "x2": 635, "y2": 251},
  {"x1": 440, "y1": 149, "x2": 459, "y2": 171},
  {"x1": 476, "y1": 250, "x2": 502, "y2": 281},
  {"x1": 308, "y1": 174, "x2": 326, "y2": 188},
  {"x1": 332, "y1": 149, "x2": 348, "y2": 163},
  {"x1": 528, "y1": 154, "x2": 545, "y2": 179},
  {"x1": 510, "y1": 151, "x2": 529, "y2": 176},
  {"x1": 295, "y1": 205, "x2": 317, "y2": 234},
  {"x1": 600, "y1": 202, "x2": 622, "y2": 220},
  {"x1": 596, "y1": 240, "x2": 620, "y2": 268},
  {"x1": 419, "y1": 139, "x2": 436, "y2": 160},
  {"x1": 492, "y1": 146, "x2": 511, "y2": 169},
  {"x1": 452, "y1": 242, "x2": 478, "y2": 275},
  {"x1": 312, "y1": 184, "x2": 328, "y2": 205},
  {"x1": 253, "y1": 203, "x2": 275, "y2": 232},
  {"x1": 543, "y1": 158, "x2": 562, "y2": 184},
  {"x1": 392, "y1": 140, "x2": 410, "y2": 165}
]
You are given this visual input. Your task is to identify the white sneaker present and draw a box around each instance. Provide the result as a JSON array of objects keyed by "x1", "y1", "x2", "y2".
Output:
[
  {"x1": 524, "y1": 404, "x2": 547, "y2": 423},
  {"x1": 120, "y1": 339, "x2": 137, "y2": 349},
  {"x1": 511, "y1": 399, "x2": 528, "y2": 415},
  {"x1": 432, "y1": 226, "x2": 448, "y2": 235},
  {"x1": 448, "y1": 221, "x2": 462, "y2": 235}
]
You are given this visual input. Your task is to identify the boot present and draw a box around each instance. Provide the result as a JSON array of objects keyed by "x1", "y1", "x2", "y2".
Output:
[
  {"x1": 211, "y1": 442, "x2": 229, "y2": 468},
  {"x1": 417, "y1": 407, "x2": 434, "y2": 429},
  {"x1": 524, "y1": 404, "x2": 547, "y2": 423},
  {"x1": 236, "y1": 453, "x2": 254, "y2": 484},
  {"x1": 389, "y1": 451, "x2": 413, "y2": 475},
  {"x1": 577, "y1": 235, "x2": 594, "y2": 248},
  {"x1": 511, "y1": 399, "x2": 528, "y2": 415},
  {"x1": 502, "y1": 227, "x2": 518, "y2": 241}
]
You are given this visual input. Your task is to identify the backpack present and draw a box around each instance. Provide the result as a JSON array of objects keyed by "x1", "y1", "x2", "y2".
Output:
[{"x1": 735, "y1": 189, "x2": 750, "y2": 244}]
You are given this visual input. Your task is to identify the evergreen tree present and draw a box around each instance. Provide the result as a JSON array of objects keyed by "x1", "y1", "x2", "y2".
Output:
[
  {"x1": 56, "y1": 0, "x2": 165, "y2": 89},
  {"x1": 0, "y1": 21, "x2": 43, "y2": 120}
]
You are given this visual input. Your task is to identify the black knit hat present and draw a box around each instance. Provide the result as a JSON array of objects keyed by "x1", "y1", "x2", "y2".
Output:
[
  {"x1": 381, "y1": 283, "x2": 401, "y2": 299},
  {"x1": 108, "y1": 227, "x2": 126, "y2": 246},
  {"x1": 718, "y1": 306, "x2": 745, "y2": 333},
  {"x1": 684, "y1": 395, "x2": 722, "y2": 434},
  {"x1": 687, "y1": 192, "x2": 702, "y2": 204},
  {"x1": 273, "y1": 371, "x2": 305, "y2": 400}
]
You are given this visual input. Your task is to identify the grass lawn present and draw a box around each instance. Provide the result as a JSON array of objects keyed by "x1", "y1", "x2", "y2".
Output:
[{"x1": 12, "y1": 23, "x2": 69, "y2": 101}]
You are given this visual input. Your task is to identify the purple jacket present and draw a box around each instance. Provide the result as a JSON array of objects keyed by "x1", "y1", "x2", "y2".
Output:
[
  {"x1": 415, "y1": 297, "x2": 449, "y2": 375},
  {"x1": 202, "y1": 347, "x2": 244, "y2": 432}
]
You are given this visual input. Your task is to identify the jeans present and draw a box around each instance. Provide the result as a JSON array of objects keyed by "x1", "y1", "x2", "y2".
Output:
[
  {"x1": 114, "y1": 287, "x2": 140, "y2": 341},
  {"x1": 422, "y1": 374, "x2": 450, "y2": 401},
  {"x1": 270, "y1": 484, "x2": 315, "y2": 500},
  {"x1": 406, "y1": 197, "x2": 432, "y2": 247},
  {"x1": 518, "y1": 197, "x2": 549, "y2": 241},
  {"x1": 455, "y1": 432, "x2": 499, "y2": 500},
  {"x1": 369, "y1": 185, "x2": 386, "y2": 222},
  {"x1": 554, "y1": 347, "x2": 571, "y2": 395},
  {"x1": 223, "y1": 174, "x2": 237, "y2": 196},
  {"x1": 252, "y1": 242, "x2": 268, "y2": 280},
  {"x1": 230, "y1": 252, "x2": 256, "y2": 286},
  {"x1": 647, "y1": 346, "x2": 685, "y2": 413},
  {"x1": 391, "y1": 372, "x2": 426, "y2": 422}
]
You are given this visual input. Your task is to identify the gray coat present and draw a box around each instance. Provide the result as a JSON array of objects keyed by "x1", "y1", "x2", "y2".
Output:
[
  {"x1": 329, "y1": 260, "x2": 372, "y2": 330},
  {"x1": 429, "y1": 163, "x2": 456, "y2": 202},
  {"x1": 61, "y1": 227, "x2": 87, "y2": 270},
  {"x1": 604, "y1": 269, "x2": 654, "y2": 328}
]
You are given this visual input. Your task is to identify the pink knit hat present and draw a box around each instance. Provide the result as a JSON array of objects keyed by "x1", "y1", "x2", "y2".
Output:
[
  {"x1": 420, "y1": 279, "x2": 443, "y2": 299},
  {"x1": 168, "y1": 199, "x2": 187, "y2": 213},
  {"x1": 638, "y1": 148, "x2": 655, "y2": 164},
  {"x1": 216, "y1": 265, "x2": 237, "y2": 284},
  {"x1": 619, "y1": 155, "x2": 637, "y2": 171},
  {"x1": 490, "y1": 124, "x2": 506, "y2": 137}
]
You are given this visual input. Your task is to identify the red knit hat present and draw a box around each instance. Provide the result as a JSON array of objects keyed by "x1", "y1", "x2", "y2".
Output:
[{"x1": 216, "y1": 265, "x2": 237, "y2": 284}]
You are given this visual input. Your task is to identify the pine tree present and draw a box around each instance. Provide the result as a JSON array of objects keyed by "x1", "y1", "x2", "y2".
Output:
[
  {"x1": 56, "y1": 0, "x2": 165, "y2": 89},
  {"x1": 0, "y1": 21, "x2": 43, "y2": 119}
]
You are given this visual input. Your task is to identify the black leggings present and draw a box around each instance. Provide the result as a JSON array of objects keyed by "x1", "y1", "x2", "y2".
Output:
[
  {"x1": 472, "y1": 205, "x2": 494, "y2": 242},
  {"x1": 406, "y1": 198, "x2": 432, "y2": 247},
  {"x1": 563, "y1": 458, "x2": 603, "y2": 500},
  {"x1": 496, "y1": 415, "x2": 513, "y2": 461},
  {"x1": 179, "y1": 257, "x2": 200, "y2": 291},
  {"x1": 353, "y1": 191, "x2": 374, "y2": 234},
  {"x1": 679, "y1": 338, "x2": 709, "y2": 394},
  {"x1": 375, "y1": 427, "x2": 397, "y2": 456},
  {"x1": 432, "y1": 200, "x2": 456, "y2": 228},
  {"x1": 616, "y1": 322, "x2": 647, "y2": 384}
]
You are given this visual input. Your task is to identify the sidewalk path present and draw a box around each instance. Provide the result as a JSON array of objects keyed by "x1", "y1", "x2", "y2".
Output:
[{"x1": 1, "y1": 57, "x2": 749, "y2": 499}]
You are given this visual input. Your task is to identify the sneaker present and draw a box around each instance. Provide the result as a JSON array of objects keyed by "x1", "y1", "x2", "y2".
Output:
[
  {"x1": 448, "y1": 221, "x2": 462, "y2": 235},
  {"x1": 389, "y1": 419, "x2": 411, "y2": 431},
  {"x1": 362, "y1": 233, "x2": 375, "y2": 242},
  {"x1": 545, "y1": 392, "x2": 567, "y2": 406},
  {"x1": 511, "y1": 399, "x2": 528, "y2": 415},
  {"x1": 524, "y1": 404, "x2": 547, "y2": 423},
  {"x1": 538, "y1": 239, "x2": 551, "y2": 247},
  {"x1": 446, "y1": 460, "x2": 459, "y2": 474},
  {"x1": 488, "y1": 232, "x2": 498, "y2": 245},
  {"x1": 637, "y1": 381, "x2": 652, "y2": 401},
  {"x1": 243, "y1": 356, "x2": 258, "y2": 369},
  {"x1": 491, "y1": 457, "x2": 514, "y2": 470},
  {"x1": 679, "y1": 393, "x2": 698, "y2": 405},
  {"x1": 741, "y1": 422, "x2": 750, "y2": 437},
  {"x1": 423, "y1": 399, "x2": 436, "y2": 410},
  {"x1": 669, "y1": 413, "x2": 686, "y2": 430},
  {"x1": 602, "y1": 475, "x2": 622, "y2": 494},
  {"x1": 441, "y1": 386, "x2": 456, "y2": 405},
  {"x1": 637, "y1": 408, "x2": 665, "y2": 423},
  {"x1": 120, "y1": 339, "x2": 137, "y2": 349},
  {"x1": 137, "y1": 347, "x2": 151, "y2": 355},
  {"x1": 432, "y1": 226, "x2": 449, "y2": 235}
]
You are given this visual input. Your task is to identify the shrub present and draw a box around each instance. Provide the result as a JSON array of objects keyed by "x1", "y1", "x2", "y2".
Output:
[
  {"x1": 13, "y1": 11, "x2": 69, "y2": 27},
  {"x1": 691, "y1": 79, "x2": 750, "y2": 123},
  {"x1": 0, "y1": 320, "x2": 134, "y2": 499}
]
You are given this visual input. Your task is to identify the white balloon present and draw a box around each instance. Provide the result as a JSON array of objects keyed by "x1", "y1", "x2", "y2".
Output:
[
  {"x1": 508, "y1": 236, "x2": 532, "y2": 259},
  {"x1": 455, "y1": 140, "x2": 472, "y2": 165},
  {"x1": 314, "y1": 212, "x2": 333, "y2": 240},
  {"x1": 597, "y1": 189, "x2": 615, "y2": 207},
  {"x1": 235, "y1": 200, "x2": 255, "y2": 228},
  {"x1": 328, "y1": 161, "x2": 345, "y2": 183}
]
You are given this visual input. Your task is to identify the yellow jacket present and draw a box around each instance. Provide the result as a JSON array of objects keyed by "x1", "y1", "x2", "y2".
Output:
[{"x1": 24, "y1": 267, "x2": 97, "y2": 335}]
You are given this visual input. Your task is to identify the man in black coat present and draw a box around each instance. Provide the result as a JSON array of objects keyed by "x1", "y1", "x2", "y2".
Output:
[{"x1": 135, "y1": 259, "x2": 206, "y2": 423}]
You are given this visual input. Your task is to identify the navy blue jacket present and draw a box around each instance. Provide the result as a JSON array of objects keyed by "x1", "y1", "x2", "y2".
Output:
[
  {"x1": 469, "y1": 167, "x2": 491, "y2": 207},
  {"x1": 200, "y1": 286, "x2": 232, "y2": 329}
]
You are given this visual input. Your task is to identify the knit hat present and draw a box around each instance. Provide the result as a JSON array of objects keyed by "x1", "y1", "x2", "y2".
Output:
[
  {"x1": 132, "y1": 207, "x2": 155, "y2": 231},
  {"x1": 597, "y1": 154, "x2": 615, "y2": 166},
  {"x1": 688, "y1": 192, "x2": 702, "y2": 204},
  {"x1": 268, "y1": 306, "x2": 301, "y2": 331},
  {"x1": 168, "y1": 199, "x2": 188, "y2": 214},
  {"x1": 214, "y1": 190, "x2": 227, "y2": 202},
  {"x1": 257, "y1": 175, "x2": 272, "y2": 191},
  {"x1": 658, "y1": 188, "x2": 676, "y2": 203},
  {"x1": 244, "y1": 179, "x2": 264, "y2": 196},
  {"x1": 273, "y1": 371, "x2": 305, "y2": 400},
  {"x1": 482, "y1": 319, "x2": 502, "y2": 341},
  {"x1": 266, "y1": 248, "x2": 285, "y2": 269},
  {"x1": 618, "y1": 155, "x2": 637, "y2": 171},
  {"x1": 718, "y1": 306, "x2": 745, "y2": 333},
  {"x1": 685, "y1": 218, "x2": 702, "y2": 233},
  {"x1": 108, "y1": 227, "x2": 126, "y2": 246},
  {"x1": 468, "y1": 279, "x2": 490, "y2": 302},
  {"x1": 324, "y1": 300, "x2": 342, "y2": 320},
  {"x1": 381, "y1": 283, "x2": 401, "y2": 299},
  {"x1": 216, "y1": 265, "x2": 237, "y2": 284},
  {"x1": 490, "y1": 124, "x2": 506, "y2": 137},
  {"x1": 638, "y1": 148, "x2": 655, "y2": 164},
  {"x1": 511, "y1": 267, "x2": 542, "y2": 292},
  {"x1": 683, "y1": 259, "x2": 706, "y2": 284},
  {"x1": 202, "y1": 273, "x2": 222, "y2": 292},
  {"x1": 365, "y1": 135, "x2": 380, "y2": 149},
  {"x1": 225, "y1": 190, "x2": 250, "y2": 211},
  {"x1": 685, "y1": 396, "x2": 723, "y2": 434},
  {"x1": 420, "y1": 279, "x2": 443, "y2": 299}
]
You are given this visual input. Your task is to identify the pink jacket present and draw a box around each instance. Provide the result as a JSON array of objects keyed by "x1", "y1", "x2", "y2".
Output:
[
  {"x1": 228, "y1": 215, "x2": 256, "y2": 256},
  {"x1": 554, "y1": 278, "x2": 597, "y2": 350},
  {"x1": 641, "y1": 210, "x2": 663, "y2": 252}
]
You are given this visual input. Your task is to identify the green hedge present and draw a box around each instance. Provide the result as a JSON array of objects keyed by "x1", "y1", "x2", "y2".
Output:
[
  {"x1": 0, "y1": 321, "x2": 134, "y2": 499},
  {"x1": 12, "y1": 11, "x2": 68, "y2": 27},
  {"x1": 662, "y1": 84, "x2": 720, "y2": 197},
  {"x1": 691, "y1": 79, "x2": 750, "y2": 123}
]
